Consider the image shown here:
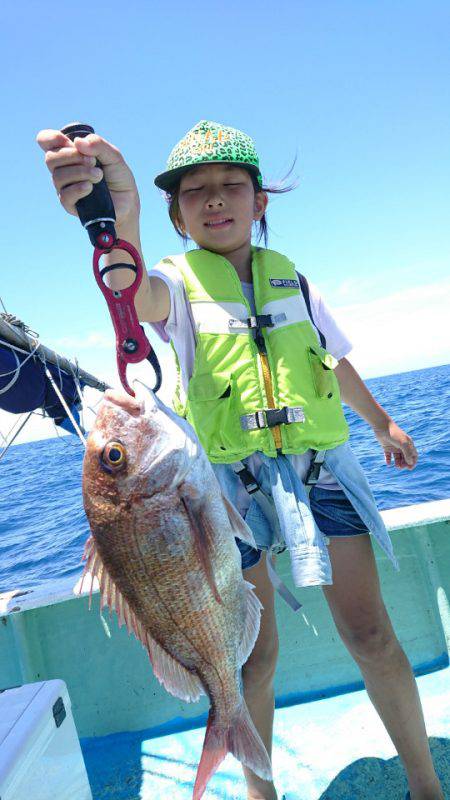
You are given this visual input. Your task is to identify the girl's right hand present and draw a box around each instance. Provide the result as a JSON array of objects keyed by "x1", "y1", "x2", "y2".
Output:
[{"x1": 36, "y1": 129, "x2": 140, "y2": 227}]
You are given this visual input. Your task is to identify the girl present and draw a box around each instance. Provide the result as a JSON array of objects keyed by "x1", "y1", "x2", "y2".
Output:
[{"x1": 38, "y1": 120, "x2": 443, "y2": 800}]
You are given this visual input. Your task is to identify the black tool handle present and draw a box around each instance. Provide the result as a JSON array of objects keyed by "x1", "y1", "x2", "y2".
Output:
[{"x1": 61, "y1": 122, "x2": 116, "y2": 248}]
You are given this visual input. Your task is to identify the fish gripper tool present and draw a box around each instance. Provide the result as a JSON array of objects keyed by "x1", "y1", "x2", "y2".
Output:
[{"x1": 61, "y1": 122, "x2": 162, "y2": 397}]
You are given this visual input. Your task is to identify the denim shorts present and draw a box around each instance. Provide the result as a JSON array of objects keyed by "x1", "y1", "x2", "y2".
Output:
[{"x1": 237, "y1": 484, "x2": 369, "y2": 571}]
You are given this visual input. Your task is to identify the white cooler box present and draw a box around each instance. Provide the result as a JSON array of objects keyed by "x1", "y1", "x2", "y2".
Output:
[{"x1": 0, "y1": 679, "x2": 92, "y2": 800}]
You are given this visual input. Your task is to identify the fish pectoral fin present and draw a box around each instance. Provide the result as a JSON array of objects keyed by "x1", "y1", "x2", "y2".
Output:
[
  {"x1": 221, "y1": 494, "x2": 257, "y2": 549},
  {"x1": 237, "y1": 580, "x2": 264, "y2": 667},
  {"x1": 147, "y1": 635, "x2": 205, "y2": 703},
  {"x1": 180, "y1": 493, "x2": 223, "y2": 605}
]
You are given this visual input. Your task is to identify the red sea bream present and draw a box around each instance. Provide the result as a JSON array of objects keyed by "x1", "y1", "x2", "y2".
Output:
[{"x1": 80, "y1": 388, "x2": 272, "y2": 798}]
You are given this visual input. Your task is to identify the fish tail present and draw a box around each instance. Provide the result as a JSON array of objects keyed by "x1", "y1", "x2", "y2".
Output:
[
  {"x1": 193, "y1": 701, "x2": 272, "y2": 800},
  {"x1": 227, "y1": 699, "x2": 273, "y2": 782},
  {"x1": 192, "y1": 712, "x2": 228, "y2": 800}
]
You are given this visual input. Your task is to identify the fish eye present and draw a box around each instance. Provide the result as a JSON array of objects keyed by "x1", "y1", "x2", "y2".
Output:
[{"x1": 100, "y1": 440, "x2": 127, "y2": 472}]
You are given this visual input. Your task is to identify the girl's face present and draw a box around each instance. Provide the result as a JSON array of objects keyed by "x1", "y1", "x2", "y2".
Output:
[{"x1": 176, "y1": 163, "x2": 267, "y2": 253}]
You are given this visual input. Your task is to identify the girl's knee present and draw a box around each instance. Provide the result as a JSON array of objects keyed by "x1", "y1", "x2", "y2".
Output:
[{"x1": 340, "y1": 617, "x2": 401, "y2": 663}]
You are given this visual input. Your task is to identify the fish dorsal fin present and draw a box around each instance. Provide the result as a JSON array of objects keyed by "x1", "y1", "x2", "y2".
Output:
[
  {"x1": 221, "y1": 494, "x2": 257, "y2": 549},
  {"x1": 78, "y1": 535, "x2": 205, "y2": 703},
  {"x1": 180, "y1": 493, "x2": 223, "y2": 605},
  {"x1": 237, "y1": 580, "x2": 263, "y2": 667}
]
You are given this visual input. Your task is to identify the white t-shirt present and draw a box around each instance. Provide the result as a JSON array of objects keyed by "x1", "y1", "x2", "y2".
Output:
[{"x1": 148, "y1": 256, "x2": 353, "y2": 497}]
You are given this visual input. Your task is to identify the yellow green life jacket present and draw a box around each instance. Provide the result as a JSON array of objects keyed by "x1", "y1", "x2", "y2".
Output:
[{"x1": 167, "y1": 246, "x2": 349, "y2": 463}]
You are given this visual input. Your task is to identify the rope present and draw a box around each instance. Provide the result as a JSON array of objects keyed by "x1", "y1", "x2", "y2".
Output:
[
  {"x1": 0, "y1": 338, "x2": 38, "y2": 359},
  {"x1": 43, "y1": 364, "x2": 87, "y2": 448},
  {"x1": 0, "y1": 313, "x2": 41, "y2": 392},
  {"x1": 50, "y1": 352, "x2": 89, "y2": 437},
  {"x1": 0, "y1": 412, "x2": 34, "y2": 462},
  {"x1": 0, "y1": 410, "x2": 29, "y2": 444},
  {"x1": 0, "y1": 332, "x2": 90, "y2": 449},
  {"x1": 71, "y1": 359, "x2": 85, "y2": 429},
  {"x1": 132, "y1": 377, "x2": 152, "y2": 393},
  {"x1": 87, "y1": 394, "x2": 104, "y2": 414},
  {"x1": 0, "y1": 312, "x2": 39, "y2": 339},
  {"x1": 48, "y1": 350, "x2": 64, "y2": 391},
  {"x1": 52, "y1": 419, "x2": 84, "y2": 450},
  {"x1": 0, "y1": 305, "x2": 108, "y2": 446},
  {"x1": 0, "y1": 337, "x2": 42, "y2": 383},
  {"x1": 0, "y1": 347, "x2": 21, "y2": 395}
]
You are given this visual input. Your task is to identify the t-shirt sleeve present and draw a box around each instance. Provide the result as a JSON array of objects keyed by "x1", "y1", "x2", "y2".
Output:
[
  {"x1": 307, "y1": 280, "x2": 353, "y2": 360},
  {"x1": 147, "y1": 257, "x2": 198, "y2": 392},
  {"x1": 147, "y1": 258, "x2": 185, "y2": 344}
]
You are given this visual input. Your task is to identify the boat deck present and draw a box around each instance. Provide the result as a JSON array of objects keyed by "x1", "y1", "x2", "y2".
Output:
[
  {"x1": 80, "y1": 665, "x2": 449, "y2": 800},
  {"x1": 2, "y1": 503, "x2": 449, "y2": 798}
]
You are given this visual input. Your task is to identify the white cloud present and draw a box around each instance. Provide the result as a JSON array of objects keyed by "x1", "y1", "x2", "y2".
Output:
[
  {"x1": 2, "y1": 280, "x2": 448, "y2": 446},
  {"x1": 52, "y1": 331, "x2": 112, "y2": 351},
  {"x1": 332, "y1": 278, "x2": 450, "y2": 377},
  {"x1": 326, "y1": 275, "x2": 382, "y2": 304}
]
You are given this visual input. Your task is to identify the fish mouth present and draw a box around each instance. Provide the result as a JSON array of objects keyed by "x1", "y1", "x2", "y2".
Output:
[{"x1": 104, "y1": 390, "x2": 144, "y2": 417}]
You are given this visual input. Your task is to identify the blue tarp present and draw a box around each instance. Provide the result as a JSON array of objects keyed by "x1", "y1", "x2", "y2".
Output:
[{"x1": 0, "y1": 343, "x2": 85, "y2": 428}]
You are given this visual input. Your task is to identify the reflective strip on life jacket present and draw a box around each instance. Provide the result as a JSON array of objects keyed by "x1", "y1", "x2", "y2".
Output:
[
  {"x1": 260, "y1": 294, "x2": 312, "y2": 331},
  {"x1": 190, "y1": 301, "x2": 249, "y2": 335}
]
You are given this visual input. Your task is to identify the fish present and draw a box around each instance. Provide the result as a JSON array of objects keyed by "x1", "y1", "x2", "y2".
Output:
[{"x1": 80, "y1": 387, "x2": 272, "y2": 799}]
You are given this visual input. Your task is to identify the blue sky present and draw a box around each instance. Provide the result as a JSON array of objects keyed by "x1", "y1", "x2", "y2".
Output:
[{"x1": 1, "y1": 0, "x2": 449, "y2": 431}]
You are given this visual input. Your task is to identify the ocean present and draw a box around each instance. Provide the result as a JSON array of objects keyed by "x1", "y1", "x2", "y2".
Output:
[{"x1": 1, "y1": 363, "x2": 449, "y2": 595}]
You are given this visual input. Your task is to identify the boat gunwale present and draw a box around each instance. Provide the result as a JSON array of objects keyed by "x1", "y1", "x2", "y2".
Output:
[{"x1": 1, "y1": 497, "x2": 449, "y2": 617}]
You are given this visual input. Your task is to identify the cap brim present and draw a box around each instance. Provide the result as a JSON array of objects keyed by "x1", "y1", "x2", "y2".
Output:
[{"x1": 154, "y1": 161, "x2": 262, "y2": 192}]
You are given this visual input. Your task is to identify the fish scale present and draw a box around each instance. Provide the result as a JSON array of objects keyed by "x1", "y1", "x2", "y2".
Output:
[{"x1": 80, "y1": 387, "x2": 273, "y2": 799}]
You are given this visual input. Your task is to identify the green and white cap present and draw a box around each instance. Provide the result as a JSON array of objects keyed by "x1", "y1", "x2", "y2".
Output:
[{"x1": 154, "y1": 120, "x2": 263, "y2": 192}]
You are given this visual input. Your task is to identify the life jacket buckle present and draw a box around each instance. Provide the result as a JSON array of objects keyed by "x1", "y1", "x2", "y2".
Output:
[
  {"x1": 233, "y1": 465, "x2": 259, "y2": 494},
  {"x1": 304, "y1": 449, "x2": 327, "y2": 486},
  {"x1": 253, "y1": 313, "x2": 274, "y2": 328},
  {"x1": 240, "y1": 406, "x2": 305, "y2": 431},
  {"x1": 265, "y1": 407, "x2": 289, "y2": 427},
  {"x1": 228, "y1": 313, "x2": 286, "y2": 332}
]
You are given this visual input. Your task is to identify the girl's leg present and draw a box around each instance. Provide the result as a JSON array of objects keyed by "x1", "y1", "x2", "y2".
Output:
[
  {"x1": 322, "y1": 534, "x2": 443, "y2": 800},
  {"x1": 242, "y1": 552, "x2": 280, "y2": 800}
]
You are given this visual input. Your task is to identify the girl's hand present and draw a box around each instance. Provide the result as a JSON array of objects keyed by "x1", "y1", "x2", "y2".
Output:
[
  {"x1": 373, "y1": 420, "x2": 418, "y2": 470},
  {"x1": 36, "y1": 129, "x2": 140, "y2": 226}
]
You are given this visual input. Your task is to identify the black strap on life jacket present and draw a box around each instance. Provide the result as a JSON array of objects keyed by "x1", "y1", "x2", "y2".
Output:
[
  {"x1": 297, "y1": 272, "x2": 327, "y2": 349},
  {"x1": 304, "y1": 449, "x2": 327, "y2": 486}
]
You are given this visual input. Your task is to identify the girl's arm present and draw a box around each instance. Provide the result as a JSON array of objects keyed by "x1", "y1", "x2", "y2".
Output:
[
  {"x1": 37, "y1": 129, "x2": 170, "y2": 323},
  {"x1": 105, "y1": 217, "x2": 170, "y2": 323},
  {"x1": 334, "y1": 357, "x2": 418, "y2": 470}
]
